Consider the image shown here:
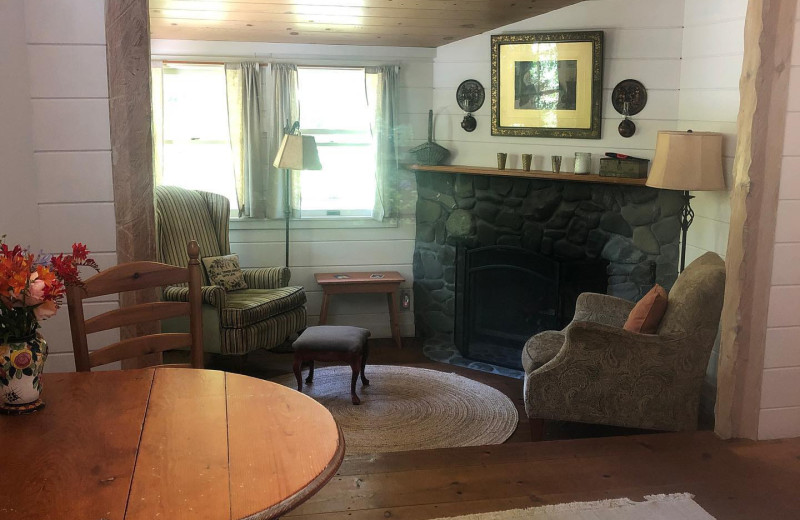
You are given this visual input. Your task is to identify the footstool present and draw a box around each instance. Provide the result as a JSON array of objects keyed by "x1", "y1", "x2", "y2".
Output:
[{"x1": 292, "y1": 326, "x2": 371, "y2": 405}]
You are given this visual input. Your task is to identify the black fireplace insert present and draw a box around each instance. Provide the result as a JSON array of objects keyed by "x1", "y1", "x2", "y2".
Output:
[{"x1": 454, "y1": 245, "x2": 607, "y2": 370}]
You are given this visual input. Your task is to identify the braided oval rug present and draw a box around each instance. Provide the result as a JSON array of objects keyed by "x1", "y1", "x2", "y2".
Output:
[{"x1": 271, "y1": 365, "x2": 518, "y2": 454}]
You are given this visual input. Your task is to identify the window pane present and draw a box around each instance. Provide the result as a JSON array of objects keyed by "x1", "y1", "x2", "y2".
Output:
[
  {"x1": 297, "y1": 67, "x2": 376, "y2": 216},
  {"x1": 299, "y1": 145, "x2": 376, "y2": 212},
  {"x1": 158, "y1": 64, "x2": 237, "y2": 208},
  {"x1": 298, "y1": 68, "x2": 370, "y2": 133},
  {"x1": 163, "y1": 143, "x2": 238, "y2": 205}
]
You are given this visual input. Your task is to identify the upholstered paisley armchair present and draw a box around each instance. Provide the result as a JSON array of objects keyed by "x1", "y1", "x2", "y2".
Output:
[
  {"x1": 522, "y1": 252, "x2": 726, "y2": 438},
  {"x1": 155, "y1": 186, "x2": 307, "y2": 356}
]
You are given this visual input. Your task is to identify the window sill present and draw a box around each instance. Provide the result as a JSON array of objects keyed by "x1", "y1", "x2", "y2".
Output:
[{"x1": 230, "y1": 216, "x2": 401, "y2": 231}]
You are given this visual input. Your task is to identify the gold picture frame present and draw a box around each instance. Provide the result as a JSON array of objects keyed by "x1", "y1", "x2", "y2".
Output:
[{"x1": 491, "y1": 31, "x2": 604, "y2": 139}]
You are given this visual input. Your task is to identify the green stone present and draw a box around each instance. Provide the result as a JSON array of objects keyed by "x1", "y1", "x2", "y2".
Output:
[
  {"x1": 445, "y1": 209, "x2": 474, "y2": 237},
  {"x1": 417, "y1": 200, "x2": 442, "y2": 223},
  {"x1": 633, "y1": 226, "x2": 660, "y2": 254}
]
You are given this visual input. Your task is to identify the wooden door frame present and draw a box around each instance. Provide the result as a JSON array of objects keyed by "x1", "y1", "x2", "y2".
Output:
[
  {"x1": 105, "y1": 0, "x2": 160, "y2": 367},
  {"x1": 714, "y1": 0, "x2": 797, "y2": 439}
]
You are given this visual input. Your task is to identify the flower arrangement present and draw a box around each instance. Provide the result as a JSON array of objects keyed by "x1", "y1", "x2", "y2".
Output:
[{"x1": 0, "y1": 238, "x2": 98, "y2": 343}]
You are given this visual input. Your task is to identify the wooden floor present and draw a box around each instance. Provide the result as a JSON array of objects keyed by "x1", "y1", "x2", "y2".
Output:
[{"x1": 210, "y1": 340, "x2": 800, "y2": 519}]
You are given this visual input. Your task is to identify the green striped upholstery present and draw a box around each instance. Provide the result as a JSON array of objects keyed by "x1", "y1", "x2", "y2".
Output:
[
  {"x1": 222, "y1": 287, "x2": 307, "y2": 328},
  {"x1": 163, "y1": 285, "x2": 227, "y2": 311},
  {"x1": 222, "y1": 307, "x2": 307, "y2": 355},
  {"x1": 155, "y1": 186, "x2": 228, "y2": 285},
  {"x1": 154, "y1": 185, "x2": 307, "y2": 355},
  {"x1": 242, "y1": 267, "x2": 290, "y2": 289}
]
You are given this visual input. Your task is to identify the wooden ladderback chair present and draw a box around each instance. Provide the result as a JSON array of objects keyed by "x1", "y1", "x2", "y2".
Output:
[{"x1": 67, "y1": 241, "x2": 204, "y2": 371}]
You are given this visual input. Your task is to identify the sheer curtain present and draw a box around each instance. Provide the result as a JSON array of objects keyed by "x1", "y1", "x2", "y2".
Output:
[
  {"x1": 264, "y1": 63, "x2": 300, "y2": 220},
  {"x1": 225, "y1": 61, "x2": 265, "y2": 218},
  {"x1": 150, "y1": 61, "x2": 164, "y2": 186},
  {"x1": 365, "y1": 66, "x2": 399, "y2": 221}
]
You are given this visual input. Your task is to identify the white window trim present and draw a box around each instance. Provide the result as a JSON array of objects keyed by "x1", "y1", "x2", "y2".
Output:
[{"x1": 230, "y1": 216, "x2": 400, "y2": 231}]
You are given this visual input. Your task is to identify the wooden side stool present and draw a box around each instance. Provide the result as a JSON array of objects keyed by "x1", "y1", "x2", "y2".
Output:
[{"x1": 292, "y1": 326, "x2": 371, "y2": 405}]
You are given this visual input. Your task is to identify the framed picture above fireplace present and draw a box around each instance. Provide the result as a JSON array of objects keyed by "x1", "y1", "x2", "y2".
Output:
[{"x1": 490, "y1": 31, "x2": 604, "y2": 139}]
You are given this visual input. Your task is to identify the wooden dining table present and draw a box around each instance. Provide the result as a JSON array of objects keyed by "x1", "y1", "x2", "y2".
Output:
[{"x1": 0, "y1": 367, "x2": 345, "y2": 520}]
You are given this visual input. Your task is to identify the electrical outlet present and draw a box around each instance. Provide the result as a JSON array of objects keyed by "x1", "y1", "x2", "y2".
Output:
[{"x1": 400, "y1": 289, "x2": 412, "y2": 311}]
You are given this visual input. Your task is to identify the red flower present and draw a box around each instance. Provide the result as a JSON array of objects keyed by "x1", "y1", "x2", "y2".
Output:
[{"x1": 71, "y1": 243, "x2": 89, "y2": 262}]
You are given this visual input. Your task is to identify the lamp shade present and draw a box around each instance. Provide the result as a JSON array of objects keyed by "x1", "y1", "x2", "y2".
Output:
[
  {"x1": 273, "y1": 134, "x2": 322, "y2": 170},
  {"x1": 646, "y1": 131, "x2": 725, "y2": 191}
]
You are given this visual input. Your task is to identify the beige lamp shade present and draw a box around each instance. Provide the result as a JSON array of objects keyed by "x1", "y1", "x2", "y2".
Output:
[
  {"x1": 273, "y1": 134, "x2": 322, "y2": 170},
  {"x1": 646, "y1": 131, "x2": 725, "y2": 191}
]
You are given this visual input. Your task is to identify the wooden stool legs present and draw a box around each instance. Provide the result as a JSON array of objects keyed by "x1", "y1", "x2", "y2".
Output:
[
  {"x1": 306, "y1": 360, "x2": 315, "y2": 384},
  {"x1": 292, "y1": 356, "x2": 303, "y2": 392},
  {"x1": 360, "y1": 342, "x2": 370, "y2": 386},
  {"x1": 292, "y1": 351, "x2": 368, "y2": 405},
  {"x1": 350, "y1": 355, "x2": 362, "y2": 405}
]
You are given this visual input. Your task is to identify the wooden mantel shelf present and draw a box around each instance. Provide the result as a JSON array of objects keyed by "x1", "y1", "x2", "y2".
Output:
[{"x1": 408, "y1": 164, "x2": 649, "y2": 187}]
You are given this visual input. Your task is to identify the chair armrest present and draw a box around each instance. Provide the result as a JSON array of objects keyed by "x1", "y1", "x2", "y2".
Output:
[
  {"x1": 525, "y1": 322, "x2": 703, "y2": 431},
  {"x1": 572, "y1": 292, "x2": 636, "y2": 328},
  {"x1": 163, "y1": 285, "x2": 227, "y2": 310},
  {"x1": 241, "y1": 267, "x2": 290, "y2": 289}
]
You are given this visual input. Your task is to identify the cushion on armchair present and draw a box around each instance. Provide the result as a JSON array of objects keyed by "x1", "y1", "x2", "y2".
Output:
[
  {"x1": 623, "y1": 284, "x2": 668, "y2": 334},
  {"x1": 221, "y1": 287, "x2": 307, "y2": 328},
  {"x1": 202, "y1": 254, "x2": 248, "y2": 291}
]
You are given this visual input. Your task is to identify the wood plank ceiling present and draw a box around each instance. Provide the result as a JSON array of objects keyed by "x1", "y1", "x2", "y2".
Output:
[{"x1": 149, "y1": 0, "x2": 583, "y2": 48}]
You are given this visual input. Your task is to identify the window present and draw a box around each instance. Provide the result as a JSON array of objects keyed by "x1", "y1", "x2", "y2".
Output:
[
  {"x1": 157, "y1": 64, "x2": 238, "y2": 206},
  {"x1": 296, "y1": 67, "x2": 377, "y2": 218}
]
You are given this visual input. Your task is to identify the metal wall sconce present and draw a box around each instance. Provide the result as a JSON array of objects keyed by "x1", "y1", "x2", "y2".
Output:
[{"x1": 612, "y1": 79, "x2": 647, "y2": 138}]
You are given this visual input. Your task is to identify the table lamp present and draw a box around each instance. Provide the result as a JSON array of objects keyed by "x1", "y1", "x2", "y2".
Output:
[
  {"x1": 273, "y1": 121, "x2": 322, "y2": 267},
  {"x1": 647, "y1": 130, "x2": 725, "y2": 272}
]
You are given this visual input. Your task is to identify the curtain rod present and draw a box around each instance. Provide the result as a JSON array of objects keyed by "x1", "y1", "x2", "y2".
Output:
[{"x1": 159, "y1": 59, "x2": 400, "y2": 69}]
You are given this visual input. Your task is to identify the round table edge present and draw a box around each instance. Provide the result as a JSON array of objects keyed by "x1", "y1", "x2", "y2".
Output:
[{"x1": 240, "y1": 423, "x2": 346, "y2": 520}]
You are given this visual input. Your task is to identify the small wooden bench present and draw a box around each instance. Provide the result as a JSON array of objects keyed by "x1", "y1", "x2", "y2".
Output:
[
  {"x1": 292, "y1": 326, "x2": 371, "y2": 405},
  {"x1": 314, "y1": 271, "x2": 405, "y2": 349}
]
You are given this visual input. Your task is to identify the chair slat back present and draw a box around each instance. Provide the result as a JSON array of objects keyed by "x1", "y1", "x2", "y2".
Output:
[{"x1": 67, "y1": 241, "x2": 204, "y2": 371}]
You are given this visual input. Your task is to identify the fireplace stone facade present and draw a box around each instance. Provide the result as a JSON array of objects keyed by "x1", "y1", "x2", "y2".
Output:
[{"x1": 412, "y1": 170, "x2": 684, "y2": 369}]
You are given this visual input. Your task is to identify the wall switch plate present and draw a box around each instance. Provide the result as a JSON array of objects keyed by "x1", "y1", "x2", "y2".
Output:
[{"x1": 400, "y1": 289, "x2": 412, "y2": 311}]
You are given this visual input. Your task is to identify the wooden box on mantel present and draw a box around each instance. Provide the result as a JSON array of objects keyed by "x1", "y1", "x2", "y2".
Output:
[{"x1": 599, "y1": 157, "x2": 650, "y2": 179}]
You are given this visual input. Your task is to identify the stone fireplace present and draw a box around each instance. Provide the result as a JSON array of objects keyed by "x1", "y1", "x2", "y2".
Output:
[{"x1": 412, "y1": 169, "x2": 684, "y2": 374}]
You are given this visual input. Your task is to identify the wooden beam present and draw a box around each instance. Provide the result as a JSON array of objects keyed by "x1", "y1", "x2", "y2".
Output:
[
  {"x1": 715, "y1": 0, "x2": 798, "y2": 440},
  {"x1": 105, "y1": 0, "x2": 161, "y2": 368}
]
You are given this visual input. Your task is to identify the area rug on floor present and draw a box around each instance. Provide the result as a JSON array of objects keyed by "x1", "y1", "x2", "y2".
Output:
[
  {"x1": 271, "y1": 365, "x2": 518, "y2": 454},
  {"x1": 430, "y1": 493, "x2": 715, "y2": 520}
]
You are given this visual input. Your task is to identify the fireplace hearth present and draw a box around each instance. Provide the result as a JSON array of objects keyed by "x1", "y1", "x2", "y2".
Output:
[{"x1": 455, "y1": 245, "x2": 607, "y2": 369}]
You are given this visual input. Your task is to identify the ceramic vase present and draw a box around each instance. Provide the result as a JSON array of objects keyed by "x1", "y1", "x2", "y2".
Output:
[{"x1": 0, "y1": 333, "x2": 48, "y2": 413}]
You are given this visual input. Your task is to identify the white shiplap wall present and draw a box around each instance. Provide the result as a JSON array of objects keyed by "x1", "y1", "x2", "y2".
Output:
[
  {"x1": 151, "y1": 39, "x2": 436, "y2": 338},
  {"x1": 432, "y1": 0, "x2": 685, "y2": 171},
  {"x1": 678, "y1": 0, "x2": 747, "y2": 264},
  {"x1": 759, "y1": 5, "x2": 800, "y2": 440},
  {"x1": 677, "y1": 0, "x2": 748, "y2": 418},
  {"x1": 23, "y1": 0, "x2": 119, "y2": 373},
  {"x1": 0, "y1": 1, "x2": 39, "y2": 248}
]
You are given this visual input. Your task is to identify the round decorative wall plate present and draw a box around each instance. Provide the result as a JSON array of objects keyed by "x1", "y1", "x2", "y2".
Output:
[
  {"x1": 456, "y1": 79, "x2": 486, "y2": 113},
  {"x1": 612, "y1": 79, "x2": 647, "y2": 116}
]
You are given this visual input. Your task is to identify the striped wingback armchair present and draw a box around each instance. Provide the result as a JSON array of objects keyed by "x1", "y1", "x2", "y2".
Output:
[{"x1": 155, "y1": 186, "x2": 307, "y2": 356}]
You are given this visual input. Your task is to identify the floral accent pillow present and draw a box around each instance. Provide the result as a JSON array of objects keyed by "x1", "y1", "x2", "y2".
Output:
[{"x1": 201, "y1": 254, "x2": 248, "y2": 292}]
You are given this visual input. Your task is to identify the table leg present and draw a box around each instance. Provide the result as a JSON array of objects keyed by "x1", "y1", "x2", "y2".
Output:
[
  {"x1": 319, "y1": 291, "x2": 330, "y2": 325},
  {"x1": 387, "y1": 290, "x2": 402, "y2": 349}
]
